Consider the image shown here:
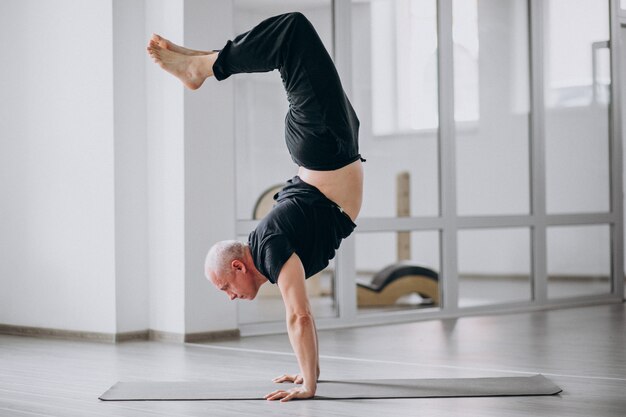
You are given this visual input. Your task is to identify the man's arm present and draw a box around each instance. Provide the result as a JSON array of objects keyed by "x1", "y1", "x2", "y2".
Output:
[{"x1": 264, "y1": 253, "x2": 318, "y2": 402}]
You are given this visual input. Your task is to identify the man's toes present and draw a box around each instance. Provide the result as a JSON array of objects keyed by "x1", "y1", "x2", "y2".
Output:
[
  {"x1": 147, "y1": 48, "x2": 161, "y2": 59},
  {"x1": 151, "y1": 34, "x2": 169, "y2": 49}
]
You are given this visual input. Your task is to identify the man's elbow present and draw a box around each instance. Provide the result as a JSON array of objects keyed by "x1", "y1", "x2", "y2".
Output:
[{"x1": 287, "y1": 312, "x2": 314, "y2": 328}]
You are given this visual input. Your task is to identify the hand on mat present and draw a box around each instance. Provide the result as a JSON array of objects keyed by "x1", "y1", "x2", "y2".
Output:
[
  {"x1": 264, "y1": 386, "x2": 314, "y2": 402},
  {"x1": 272, "y1": 373, "x2": 303, "y2": 384}
]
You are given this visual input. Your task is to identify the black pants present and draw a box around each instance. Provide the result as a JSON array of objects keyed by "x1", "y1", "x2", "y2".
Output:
[{"x1": 212, "y1": 12, "x2": 362, "y2": 171}]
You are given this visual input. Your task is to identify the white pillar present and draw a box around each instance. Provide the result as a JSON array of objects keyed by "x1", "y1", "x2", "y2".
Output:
[
  {"x1": 183, "y1": 0, "x2": 238, "y2": 335},
  {"x1": 145, "y1": 0, "x2": 187, "y2": 335},
  {"x1": 144, "y1": 0, "x2": 237, "y2": 338},
  {"x1": 113, "y1": 0, "x2": 150, "y2": 335}
]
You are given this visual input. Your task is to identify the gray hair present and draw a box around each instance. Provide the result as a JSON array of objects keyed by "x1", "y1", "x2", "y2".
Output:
[{"x1": 204, "y1": 240, "x2": 246, "y2": 279}]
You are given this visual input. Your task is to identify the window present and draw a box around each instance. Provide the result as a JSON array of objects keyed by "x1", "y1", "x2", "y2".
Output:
[{"x1": 370, "y1": 0, "x2": 440, "y2": 135}]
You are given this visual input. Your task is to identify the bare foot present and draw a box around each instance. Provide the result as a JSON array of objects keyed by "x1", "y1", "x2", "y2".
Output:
[
  {"x1": 151, "y1": 33, "x2": 212, "y2": 56},
  {"x1": 147, "y1": 42, "x2": 217, "y2": 90}
]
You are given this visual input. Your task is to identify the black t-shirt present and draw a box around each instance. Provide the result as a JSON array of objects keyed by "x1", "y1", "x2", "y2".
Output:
[{"x1": 248, "y1": 176, "x2": 356, "y2": 284}]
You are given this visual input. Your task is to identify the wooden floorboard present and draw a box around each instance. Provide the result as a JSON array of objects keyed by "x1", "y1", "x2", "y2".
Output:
[{"x1": 0, "y1": 303, "x2": 624, "y2": 417}]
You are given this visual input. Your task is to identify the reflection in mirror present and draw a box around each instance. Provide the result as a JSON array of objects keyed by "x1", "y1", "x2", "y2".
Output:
[
  {"x1": 351, "y1": 0, "x2": 440, "y2": 218},
  {"x1": 454, "y1": 0, "x2": 531, "y2": 216},
  {"x1": 355, "y1": 231, "x2": 441, "y2": 314},
  {"x1": 547, "y1": 225, "x2": 611, "y2": 299},
  {"x1": 544, "y1": 0, "x2": 611, "y2": 214},
  {"x1": 458, "y1": 228, "x2": 531, "y2": 308}
]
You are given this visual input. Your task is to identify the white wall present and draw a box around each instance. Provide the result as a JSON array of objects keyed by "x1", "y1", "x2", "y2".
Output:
[
  {"x1": 0, "y1": 0, "x2": 238, "y2": 336},
  {"x1": 0, "y1": 0, "x2": 117, "y2": 333}
]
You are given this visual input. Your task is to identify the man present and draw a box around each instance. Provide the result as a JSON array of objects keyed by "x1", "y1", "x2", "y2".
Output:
[{"x1": 147, "y1": 12, "x2": 364, "y2": 402}]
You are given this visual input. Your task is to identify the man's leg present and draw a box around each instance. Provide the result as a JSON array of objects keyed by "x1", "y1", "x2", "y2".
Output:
[
  {"x1": 212, "y1": 12, "x2": 345, "y2": 119},
  {"x1": 213, "y1": 11, "x2": 360, "y2": 171}
]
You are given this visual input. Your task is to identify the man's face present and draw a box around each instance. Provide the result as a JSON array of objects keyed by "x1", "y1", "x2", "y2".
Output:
[{"x1": 209, "y1": 265, "x2": 258, "y2": 301}]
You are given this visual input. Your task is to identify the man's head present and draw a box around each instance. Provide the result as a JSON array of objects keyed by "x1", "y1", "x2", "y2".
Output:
[{"x1": 204, "y1": 240, "x2": 264, "y2": 300}]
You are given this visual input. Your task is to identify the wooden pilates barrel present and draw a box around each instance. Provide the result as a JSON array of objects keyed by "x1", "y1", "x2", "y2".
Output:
[{"x1": 357, "y1": 262, "x2": 440, "y2": 307}]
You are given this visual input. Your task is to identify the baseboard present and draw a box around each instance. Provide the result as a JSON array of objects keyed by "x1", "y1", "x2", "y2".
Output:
[
  {"x1": 148, "y1": 329, "x2": 184, "y2": 343},
  {"x1": 184, "y1": 329, "x2": 240, "y2": 343},
  {"x1": 115, "y1": 330, "x2": 150, "y2": 342},
  {"x1": 0, "y1": 323, "x2": 118, "y2": 343},
  {"x1": 148, "y1": 329, "x2": 240, "y2": 343},
  {"x1": 0, "y1": 324, "x2": 240, "y2": 344}
]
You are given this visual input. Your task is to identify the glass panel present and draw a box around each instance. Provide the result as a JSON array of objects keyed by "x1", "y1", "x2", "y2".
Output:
[
  {"x1": 453, "y1": 0, "x2": 531, "y2": 216},
  {"x1": 355, "y1": 231, "x2": 441, "y2": 314},
  {"x1": 238, "y1": 237, "x2": 339, "y2": 325},
  {"x1": 351, "y1": 0, "x2": 440, "y2": 218},
  {"x1": 458, "y1": 228, "x2": 531, "y2": 307},
  {"x1": 234, "y1": 1, "x2": 333, "y2": 220},
  {"x1": 547, "y1": 225, "x2": 611, "y2": 299},
  {"x1": 544, "y1": 0, "x2": 611, "y2": 214}
]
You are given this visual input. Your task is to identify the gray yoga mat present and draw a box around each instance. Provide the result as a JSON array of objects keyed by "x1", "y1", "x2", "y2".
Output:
[{"x1": 99, "y1": 374, "x2": 561, "y2": 401}]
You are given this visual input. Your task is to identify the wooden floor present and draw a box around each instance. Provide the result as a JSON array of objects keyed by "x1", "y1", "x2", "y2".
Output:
[{"x1": 1, "y1": 303, "x2": 624, "y2": 417}]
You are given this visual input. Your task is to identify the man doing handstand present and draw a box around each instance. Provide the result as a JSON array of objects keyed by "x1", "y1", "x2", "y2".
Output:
[{"x1": 147, "y1": 12, "x2": 364, "y2": 402}]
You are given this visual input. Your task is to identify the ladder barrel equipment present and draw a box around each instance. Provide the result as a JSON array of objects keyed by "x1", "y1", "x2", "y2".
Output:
[{"x1": 356, "y1": 262, "x2": 439, "y2": 307}]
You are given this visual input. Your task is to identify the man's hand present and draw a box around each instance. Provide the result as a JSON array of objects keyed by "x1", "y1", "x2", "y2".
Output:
[
  {"x1": 264, "y1": 386, "x2": 314, "y2": 402},
  {"x1": 273, "y1": 373, "x2": 303, "y2": 384}
]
